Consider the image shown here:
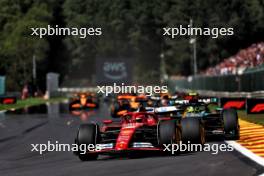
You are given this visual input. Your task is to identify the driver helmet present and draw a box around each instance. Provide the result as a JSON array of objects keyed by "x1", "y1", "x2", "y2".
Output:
[{"x1": 186, "y1": 106, "x2": 195, "y2": 113}]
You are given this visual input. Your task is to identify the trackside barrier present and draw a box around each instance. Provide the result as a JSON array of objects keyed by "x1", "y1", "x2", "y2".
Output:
[
  {"x1": 57, "y1": 87, "x2": 98, "y2": 93},
  {"x1": 167, "y1": 87, "x2": 264, "y2": 114},
  {"x1": 246, "y1": 98, "x2": 264, "y2": 114},
  {"x1": 220, "y1": 98, "x2": 246, "y2": 110},
  {"x1": 0, "y1": 96, "x2": 17, "y2": 104},
  {"x1": 169, "y1": 87, "x2": 264, "y2": 99},
  {"x1": 0, "y1": 76, "x2": 5, "y2": 95},
  {"x1": 168, "y1": 66, "x2": 264, "y2": 92},
  {"x1": 57, "y1": 87, "x2": 98, "y2": 98}
]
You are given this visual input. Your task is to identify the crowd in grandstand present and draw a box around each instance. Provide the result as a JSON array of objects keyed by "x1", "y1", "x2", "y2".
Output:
[{"x1": 204, "y1": 42, "x2": 264, "y2": 75}]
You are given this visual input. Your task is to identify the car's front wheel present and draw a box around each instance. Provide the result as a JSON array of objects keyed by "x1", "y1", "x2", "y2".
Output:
[
  {"x1": 158, "y1": 120, "x2": 182, "y2": 154},
  {"x1": 76, "y1": 123, "x2": 100, "y2": 161},
  {"x1": 223, "y1": 108, "x2": 239, "y2": 140}
]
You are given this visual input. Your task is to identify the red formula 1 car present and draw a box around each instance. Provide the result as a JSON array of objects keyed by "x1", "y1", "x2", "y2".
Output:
[
  {"x1": 69, "y1": 93, "x2": 99, "y2": 110},
  {"x1": 74, "y1": 111, "x2": 205, "y2": 161}
]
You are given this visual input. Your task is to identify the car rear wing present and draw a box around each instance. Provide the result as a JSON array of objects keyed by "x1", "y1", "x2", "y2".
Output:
[
  {"x1": 154, "y1": 106, "x2": 183, "y2": 119},
  {"x1": 175, "y1": 97, "x2": 219, "y2": 105},
  {"x1": 150, "y1": 96, "x2": 161, "y2": 101},
  {"x1": 155, "y1": 106, "x2": 180, "y2": 113},
  {"x1": 198, "y1": 97, "x2": 219, "y2": 104},
  {"x1": 145, "y1": 107, "x2": 155, "y2": 112},
  {"x1": 145, "y1": 106, "x2": 182, "y2": 113}
]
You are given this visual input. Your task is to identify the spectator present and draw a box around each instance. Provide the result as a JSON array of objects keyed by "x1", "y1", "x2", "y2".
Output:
[
  {"x1": 204, "y1": 42, "x2": 264, "y2": 75},
  {"x1": 21, "y1": 83, "x2": 29, "y2": 100}
]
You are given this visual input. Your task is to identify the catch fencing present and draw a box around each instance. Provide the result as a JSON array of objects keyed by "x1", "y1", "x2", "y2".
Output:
[{"x1": 168, "y1": 67, "x2": 264, "y2": 92}]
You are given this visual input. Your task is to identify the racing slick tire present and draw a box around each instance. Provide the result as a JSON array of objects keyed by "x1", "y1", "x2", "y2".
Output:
[
  {"x1": 158, "y1": 120, "x2": 181, "y2": 154},
  {"x1": 76, "y1": 123, "x2": 100, "y2": 161},
  {"x1": 223, "y1": 108, "x2": 239, "y2": 140},
  {"x1": 181, "y1": 118, "x2": 205, "y2": 145}
]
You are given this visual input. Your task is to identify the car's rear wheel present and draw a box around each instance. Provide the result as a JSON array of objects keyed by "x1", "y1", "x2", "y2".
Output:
[
  {"x1": 181, "y1": 118, "x2": 205, "y2": 145},
  {"x1": 76, "y1": 123, "x2": 100, "y2": 161},
  {"x1": 158, "y1": 120, "x2": 181, "y2": 154},
  {"x1": 223, "y1": 108, "x2": 239, "y2": 140}
]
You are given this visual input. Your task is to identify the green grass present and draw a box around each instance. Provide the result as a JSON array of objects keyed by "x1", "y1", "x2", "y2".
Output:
[
  {"x1": 238, "y1": 110, "x2": 264, "y2": 126},
  {"x1": 0, "y1": 97, "x2": 67, "y2": 111}
]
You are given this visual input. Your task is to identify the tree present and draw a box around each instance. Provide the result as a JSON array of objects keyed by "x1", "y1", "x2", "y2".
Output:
[{"x1": 0, "y1": 2, "x2": 51, "y2": 90}]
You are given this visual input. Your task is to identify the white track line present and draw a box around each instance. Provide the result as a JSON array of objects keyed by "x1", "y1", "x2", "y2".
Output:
[
  {"x1": 226, "y1": 140, "x2": 264, "y2": 167},
  {"x1": 0, "y1": 110, "x2": 6, "y2": 113}
]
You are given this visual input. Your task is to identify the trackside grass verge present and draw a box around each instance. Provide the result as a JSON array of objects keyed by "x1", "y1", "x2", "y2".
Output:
[
  {"x1": 238, "y1": 110, "x2": 264, "y2": 126},
  {"x1": 0, "y1": 97, "x2": 67, "y2": 111}
]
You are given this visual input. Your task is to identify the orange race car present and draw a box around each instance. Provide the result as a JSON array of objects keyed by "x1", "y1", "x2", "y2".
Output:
[
  {"x1": 110, "y1": 94, "x2": 149, "y2": 117},
  {"x1": 69, "y1": 93, "x2": 99, "y2": 110}
]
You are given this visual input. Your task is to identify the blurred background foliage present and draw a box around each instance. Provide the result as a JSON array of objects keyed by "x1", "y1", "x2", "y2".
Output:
[{"x1": 0, "y1": 0, "x2": 263, "y2": 90}]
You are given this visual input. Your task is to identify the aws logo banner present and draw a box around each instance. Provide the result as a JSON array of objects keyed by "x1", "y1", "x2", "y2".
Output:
[
  {"x1": 246, "y1": 98, "x2": 264, "y2": 114},
  {"x1": 103, "y1": 62, "x2": 127, "y2": 80},
  {"x1": 96, "y1": 58, "x2": 132, "y2": 85},
  {"x1": 220, "y1": 98, "x2": 246, "y2": 110}
]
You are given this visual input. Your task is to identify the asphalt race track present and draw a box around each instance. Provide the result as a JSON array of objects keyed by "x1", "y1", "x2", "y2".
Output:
[{"x1": 0, "y1": 102, "x2": 263, "y2": 176}]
